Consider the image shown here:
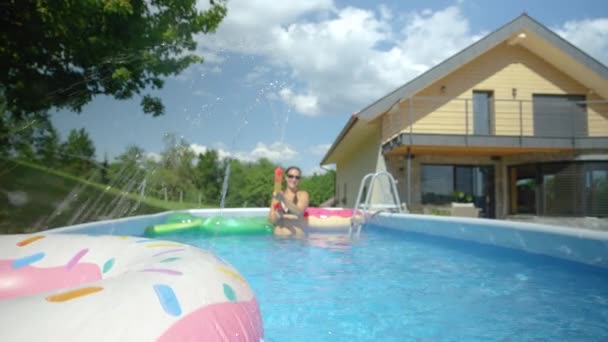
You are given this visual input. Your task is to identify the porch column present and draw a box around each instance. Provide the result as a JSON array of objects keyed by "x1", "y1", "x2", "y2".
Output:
[{"x1": 406, "y1": 147, "x2": 412, "y2": 205}]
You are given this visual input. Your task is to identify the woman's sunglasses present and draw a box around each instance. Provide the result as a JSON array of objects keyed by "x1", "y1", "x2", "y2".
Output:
[{"x1": 286, "y1": 174, "x2": 301, "y2": 180}]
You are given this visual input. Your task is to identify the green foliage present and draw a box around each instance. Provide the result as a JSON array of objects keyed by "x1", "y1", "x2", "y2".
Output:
[
  {"x1": 300, "y1": 170, "x2": 335, "y2": 206},
  {"x1": 0, "y1": 107, "x2": 58, "y2": 162},
  {"x1": 60, "y1": 128, "x2": 96, "y2": 176},
  {"x1": 35, "y1": 122, "x2": 61, "y2": 168},
  {"x1": 428, "y1": 208, "x2": 451, "y2": 216},
  {"x1": 0, "y1": 117, "x2": 339, "y2": 233},
  {"x1": 194, "y1": 149, "x2": 222, "y2": 203},
  {"x1": 100, "y1": 154, "x2": 110, "y2": 184},
  {"x1": 1, "y1": 0, "x2": 227, "y2": 117},
  {"x1": 141, "y1": 95, "x2": 165, "y2": 117},
  {"x1": 0, "y1": 159, "x2": 201, "y2": 234},
  {"x1": 453, "y1": 191, "x2": 473, "y2": 203},
  {"x1": 240, "y1": 158, "x2": 275, "y2": 207}
]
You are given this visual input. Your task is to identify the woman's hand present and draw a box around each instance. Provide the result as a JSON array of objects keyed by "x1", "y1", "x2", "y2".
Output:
[{"x1": 274, "y1": 192, "x2": 285, "y2": 202}]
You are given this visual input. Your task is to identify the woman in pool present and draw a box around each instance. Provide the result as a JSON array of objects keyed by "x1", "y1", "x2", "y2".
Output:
[{"x1": 268, "y1": 166, "x2": 309, "y2": 237}]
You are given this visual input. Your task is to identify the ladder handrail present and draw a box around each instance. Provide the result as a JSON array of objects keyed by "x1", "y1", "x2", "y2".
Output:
[{"x1": 350, "y1": 171, "x2": 406, "y2": 238}]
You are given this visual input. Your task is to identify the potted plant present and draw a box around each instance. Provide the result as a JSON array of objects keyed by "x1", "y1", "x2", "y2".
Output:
[
  {"x1": 452, "y1": 191, "x2": 473, "y2": 204},
  {"x1": 450, "y1": 191, "x2": 479, "y2": 217}
]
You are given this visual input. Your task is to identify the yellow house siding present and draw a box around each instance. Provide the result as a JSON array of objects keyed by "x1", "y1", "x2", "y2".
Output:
[
  {"x1": 334, "y1": 130, "x2": 386, "y2": 207},
  {"x1": 381, "y1": 106, "x2": 401, "y2": 142},
  {"x1": 380, "y1": 42, "x2": 607, "y2": 142},
  {"x1": 588, "y1": 94, "x2": 608, "y2": 137}
]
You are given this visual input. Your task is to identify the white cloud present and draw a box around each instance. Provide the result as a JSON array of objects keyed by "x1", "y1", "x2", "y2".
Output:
[
  {"x1": 185, "y1": 141, "x2": 297, "y2": 163},
  {"x1": 245, "y1": 65, "x2": 272, "y2": 84},
  {"x1": 145, "y1": 152, "x2": 162, "y2": 162},
  {"x1": 195, "y1": 2, "x2": 482, "y2": 115},
  {"x1": 308, "y1": 143, "x2": 332, "y2": 156},
  {"x1": 247, "y1": 142, "x2": 298, "y2": 162},
  {"x1": 398, "y1": 6, "x2": 484, "y2": 66},
  {"x1": 189, "y1": 3, "x2": 608, "y2": 117},
  {"x1": 279, "y1": 88, "x2": 319, "y2": 115},
  {"x1": 196, "y1": 0, "x2": 335, "y2": 55},
  {"x1": 554, "y1": 18, "x2": 608, "y2": 65},
  {"x1": 189, "y1": 143, "x2": 209, "y2": 155},
  {"x1": 378, "y1": 4, "x2": 392, "y2": 21},
  {"x1": 303, "y1": 164, "x2": 335, "y2": 176}
]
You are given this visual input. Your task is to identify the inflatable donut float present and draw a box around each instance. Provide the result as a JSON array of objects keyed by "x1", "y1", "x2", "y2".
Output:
[
  {"x1": 0, "y1": 234, "x2": 263, "y2": 341},
  {"x1": 304, "y1": 208, "x2": 361, "y2": 230}
]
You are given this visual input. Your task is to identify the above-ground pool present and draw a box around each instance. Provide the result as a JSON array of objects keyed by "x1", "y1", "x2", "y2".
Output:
[
  {"x1": 151, "y1": 225, "x2": 608, "y2": 341},
  {"x1": 9, "y1": 209, "x2": 608, "y2": 340}
]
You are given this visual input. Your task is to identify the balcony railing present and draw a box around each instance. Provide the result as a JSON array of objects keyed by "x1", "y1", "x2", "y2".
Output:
[{"x1": 382, "y1": 96, "x2": 608, "y2": 150}]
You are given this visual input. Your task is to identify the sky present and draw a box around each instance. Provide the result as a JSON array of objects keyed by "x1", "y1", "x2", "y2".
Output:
[{"x1": 51, "y1": 0, "x2": 608, "y2": 176}]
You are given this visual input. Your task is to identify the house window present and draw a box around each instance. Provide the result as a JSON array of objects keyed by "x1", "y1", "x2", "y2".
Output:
[
  {"x1": 421, "y1": 164, "x2": 495, "y2": 218},
  {"x1": 509, "y1": 161, "x2": 608, "y2": 217},
  {"x1": 532, "y1": 94, "x2": 587, "y2": 137},
  {"x1": 473, "y1": 90, "x2": 494, "y2": 135},
  {"x1": 421, "y1": 165, "x2": 453, "y2": 204}
]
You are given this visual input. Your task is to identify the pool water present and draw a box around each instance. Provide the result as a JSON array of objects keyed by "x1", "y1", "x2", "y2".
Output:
[{"x1": 155, "y1": 226, "x2": 608, "y2": 341}]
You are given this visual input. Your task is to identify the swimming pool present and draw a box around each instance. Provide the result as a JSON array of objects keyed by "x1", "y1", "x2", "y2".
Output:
[
  {"x1": 49, "y1": 209, "x2": 608, "y2": 341},
  {"x1": 137, "y1": 221, "x2": 608, "y2": 340}
]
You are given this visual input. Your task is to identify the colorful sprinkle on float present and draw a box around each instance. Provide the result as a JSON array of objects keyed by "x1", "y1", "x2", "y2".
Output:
[{"x1": 0, "y1": 234, "x2": 263, "y2": 341}]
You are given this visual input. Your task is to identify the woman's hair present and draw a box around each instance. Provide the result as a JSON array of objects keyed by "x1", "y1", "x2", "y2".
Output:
[{"x1": 285, "y1": 166, "x2": 302, "y2": 175}]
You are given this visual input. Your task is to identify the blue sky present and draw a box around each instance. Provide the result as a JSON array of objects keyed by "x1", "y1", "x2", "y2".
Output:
[{"x1": 51, "y1": 0, "x2": 608, "y2": 175}]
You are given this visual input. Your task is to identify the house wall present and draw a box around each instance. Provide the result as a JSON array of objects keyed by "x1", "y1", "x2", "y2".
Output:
[
  {"x1": 391, "y1": 150, "x2": 607, "y2": 219},
  {"x1": 334, "y1": 130, "x2": 386, "y2": 208},
  {"x1": 381, "y1": 42, "x2": 608, "y2": 142},
  {"x1": 388, "y1": 154, "x2": 504, "y2": 216}
]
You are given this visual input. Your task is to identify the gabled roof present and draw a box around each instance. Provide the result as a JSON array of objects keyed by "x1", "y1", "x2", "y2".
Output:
[
  {"x1": 320, "y1": 114, "x2": 358, "y2": 165},
  {"x1": 320, "y1": 13, "x2": 608, "y2": 165},
  {"x1": 357, "y1": 13, "x2": 608, "y2": 121}
]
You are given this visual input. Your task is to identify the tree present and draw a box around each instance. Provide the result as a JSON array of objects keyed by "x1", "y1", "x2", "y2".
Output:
[
  {"x1": 35, "y1": 122, "x2": 61, "y2": 168},
  {"x1": 195, "y1": 149, "x2": 223, "y2": 204},
  {"x1": 0, "y1": 107, "x2": 53, "y2": 162},
  {"x1": 241, "y1": 158, "x2": 275, "y2": 207},
  {"x1": 2, "y1": 0, "x2": 227, "y2": 117},
  {"x1": 60, "y1": 128, "x2": 96, "y2": 176},
  {"x1": 100, "y1": 153, "x2": 110, "y2": 184},
  {"x1": 301, "y1": 170, "x2": 335, "y2": 207},
  {"x1": 109, "y1": 145, "x2": 145, "y2": 189}
]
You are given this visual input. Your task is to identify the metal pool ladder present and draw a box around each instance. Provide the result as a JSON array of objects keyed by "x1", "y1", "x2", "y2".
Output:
[{"x1": 349, "y1": 171, "x2": 406, "y2": 238}]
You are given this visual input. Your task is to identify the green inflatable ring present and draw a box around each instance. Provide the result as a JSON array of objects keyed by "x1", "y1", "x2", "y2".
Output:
[
  {"x1": 144, "y1": 212, "x2": 273, "y2": 237},
  {"x1": 145, "y1": 212, "x2": 202, "y2": 236},
  {"x1": 144, "y1": 219, "x2": 203, "y2": 236},
  {"x1": 200, "y1": 215, "x2": 273, "y2": 236},
  {"x1": 166, "y1": 212, "x2": 199, "y2": 224}
]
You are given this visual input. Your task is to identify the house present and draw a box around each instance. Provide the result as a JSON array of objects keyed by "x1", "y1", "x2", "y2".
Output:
[{"x1": 320, "y1": 14, "x2": 608, "y2": 219}]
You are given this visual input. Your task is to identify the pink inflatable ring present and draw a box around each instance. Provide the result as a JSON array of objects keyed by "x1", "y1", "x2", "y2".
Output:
[
  {"x1": 0, "y1": 234, "x2": 263, "y2": 341},
  {"x1": 304, "y1": 207, "x2": 360, "y2": 230}
]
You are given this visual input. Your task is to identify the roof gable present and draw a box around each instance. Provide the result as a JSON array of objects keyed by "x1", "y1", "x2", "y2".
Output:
[{"x1": 357, "y1": 14, "x2": 608, "y2": 121}]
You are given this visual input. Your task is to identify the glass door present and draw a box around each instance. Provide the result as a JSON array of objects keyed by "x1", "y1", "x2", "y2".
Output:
[
  {"x1": 473, "y1": 91, "x2": 494, "y2": 135},
  {"x1": 455, "y1": 165, "x2": 495, "y2": 218}
]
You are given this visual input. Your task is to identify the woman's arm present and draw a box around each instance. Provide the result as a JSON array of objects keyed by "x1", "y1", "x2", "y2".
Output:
[
  {"x1": 268, "y1": 192, "x2": 282, "y2": 224},
  {"x1": 275, "y1": 191, "x2": 309, "y2": 218}
]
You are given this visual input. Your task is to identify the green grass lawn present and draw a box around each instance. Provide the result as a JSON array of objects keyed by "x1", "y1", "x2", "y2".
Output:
[{"x1": 0, "y1": 159, "x2": 213, "y2": 234}]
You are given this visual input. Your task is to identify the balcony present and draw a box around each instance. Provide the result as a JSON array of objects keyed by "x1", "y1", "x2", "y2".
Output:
[{"x1": 381, "y1": 96, "x2": 608, "y2": 155}]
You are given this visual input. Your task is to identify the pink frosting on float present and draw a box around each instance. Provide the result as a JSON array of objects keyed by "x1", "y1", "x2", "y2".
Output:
[
  {"x1": 158, "y1": 298, "x2": 263, "y2": 342},
  {"x1": 304, "y1": 207, "x2": 355, "y2": 218},
  {"x1": 0, "y1": 260, "x2": 102, "y2": 300}
]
